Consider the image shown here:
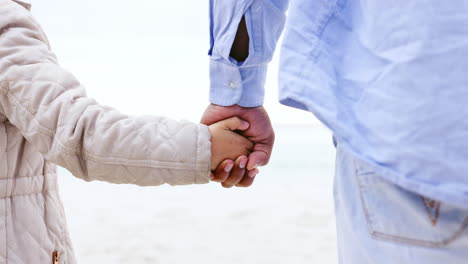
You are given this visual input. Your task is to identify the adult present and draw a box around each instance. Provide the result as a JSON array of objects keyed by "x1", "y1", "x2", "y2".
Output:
[{"x1": 202, "y1": 0, "x2": 468, "y2": 263}]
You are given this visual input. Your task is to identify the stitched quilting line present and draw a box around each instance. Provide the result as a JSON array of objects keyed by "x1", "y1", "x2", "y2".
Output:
[
  {"x1": 0, "y1": 189, "x2": 57, "y2": 199},
  {"x1": 81, "y1": 147, "x2": 200, "y2": 170},
  {"x1": 0, "y1": 174, "x2": 58, "y2": 198},
  {"x1": 0, "y1": 81, "x2": 55, "y2": 135},
  {"x1": 0, "y1": 114, "x2": 8, "y2": 262},
  {"x1": 2, "y1": 80, "x2": 203, "y2": 170},
  {"x1": 0, "y1": 173, "x2": 56, "y2": 179}
]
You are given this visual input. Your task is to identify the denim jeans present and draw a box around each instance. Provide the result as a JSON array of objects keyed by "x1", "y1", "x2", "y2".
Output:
[{"x1": 334, "y1": 143, "x2": 468, "y2": 263}]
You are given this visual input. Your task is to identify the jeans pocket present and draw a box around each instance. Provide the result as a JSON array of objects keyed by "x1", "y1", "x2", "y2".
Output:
[{"x1": 354, "y1": 159, "x2": 468, "y2": 248}]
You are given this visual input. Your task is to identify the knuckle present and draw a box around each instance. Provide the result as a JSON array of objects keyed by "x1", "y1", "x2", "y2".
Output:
[{"x1": 230, "y1": 116, "x2": 241, "y2": 124}]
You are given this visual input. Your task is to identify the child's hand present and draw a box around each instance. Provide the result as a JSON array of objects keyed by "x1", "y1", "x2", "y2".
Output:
[{"x1": 209, "y1": 117, "x2": 254, "y2": 171}]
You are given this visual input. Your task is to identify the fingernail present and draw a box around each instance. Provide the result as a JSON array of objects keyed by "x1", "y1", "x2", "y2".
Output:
[
  {"x1": 239, "y1": 158, "x2": 248, "y2": 169},
  {"x1": 254, "y1": 163, "x2": 261, "y2": 169},
  {"x1": 210, "y1": 173, "x2": 214, "y2": 180},
  {"x1": 224, "y1": 163, "x2": 234, "y2": 172},
  {"x1": 248, "y1": 169, "x2": 257, "y2": 178}
]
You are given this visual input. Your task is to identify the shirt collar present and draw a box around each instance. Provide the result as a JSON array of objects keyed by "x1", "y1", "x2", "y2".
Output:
[{"x1": 12, "y1": 0, "x2": 32, "y2": 10}]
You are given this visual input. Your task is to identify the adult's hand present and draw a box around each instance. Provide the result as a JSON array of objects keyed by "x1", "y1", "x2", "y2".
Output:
[{"x1": 201, "y1": 104, "x2": 275, "y2": 187}]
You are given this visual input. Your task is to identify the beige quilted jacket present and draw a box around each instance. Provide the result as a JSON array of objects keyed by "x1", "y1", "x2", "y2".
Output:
[{"x1": 0, "y1": 0, "x2": 211, "y2": 263}]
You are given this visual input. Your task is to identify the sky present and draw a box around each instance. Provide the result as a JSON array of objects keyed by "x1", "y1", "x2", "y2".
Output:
[{"x1": 27, "y1": 0, "x2": 319, "y2": 125}]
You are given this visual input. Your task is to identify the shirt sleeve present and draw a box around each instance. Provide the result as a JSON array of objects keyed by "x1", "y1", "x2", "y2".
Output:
[{"x1": 209, "y1": 0, "x2": 289, "y2": 107}]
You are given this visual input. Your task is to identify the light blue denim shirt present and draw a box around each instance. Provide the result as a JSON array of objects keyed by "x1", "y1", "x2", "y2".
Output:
[
  {"x1": 208, "y1": 0, "x2": 289, "y2": 106},
  {"x1": 209, "y1": 0, "x2": 468, "y2": 209}
]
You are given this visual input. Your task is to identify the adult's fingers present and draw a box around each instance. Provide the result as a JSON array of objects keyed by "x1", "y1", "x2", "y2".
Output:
[
  {"x1": 246, "y1": 139, "x2": 274, "y2": 170},
  {"x1": 212, "y1": 159, "x2": 235, "y2": 183},
  {"x1": 221, "y1": 156, "x2": 248, "y2": 188},
  {"x1": 247, "y1": 151, "x2": 268, "y2": 171},
  {"x1": 236, "y1": 168, "x2": 259, "y2": 187}
]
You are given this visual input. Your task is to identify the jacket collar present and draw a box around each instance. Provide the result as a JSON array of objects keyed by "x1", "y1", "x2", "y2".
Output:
[{"x1": 12, "y1": 0, "x2": 31, "y2": 10}]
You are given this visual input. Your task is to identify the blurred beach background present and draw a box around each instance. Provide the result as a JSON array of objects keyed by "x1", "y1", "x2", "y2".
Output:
[{"x1": 30, "y1": 1, "x2": 337, "y2": 263}]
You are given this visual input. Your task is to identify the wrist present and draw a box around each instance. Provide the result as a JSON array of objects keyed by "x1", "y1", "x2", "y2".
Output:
[
  {"x1": 209, "y1": 60, "x2": 267, "y2": 108},
  {"x1": 209, "y1": 103, "x2": 262, "y2": 114}
]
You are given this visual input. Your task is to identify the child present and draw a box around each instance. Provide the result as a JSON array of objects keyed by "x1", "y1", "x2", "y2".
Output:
[{"x1": 0, "y1": 0, "x2": 253, "y2": 263}]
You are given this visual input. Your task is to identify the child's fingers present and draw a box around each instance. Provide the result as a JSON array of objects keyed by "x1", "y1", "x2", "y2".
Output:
[
  {"x1": 218, "y1": 117, "x2": 250, "y2": 131},
  {"x1": 236, "y1": 168, "x2": 259, "y2": 187},
  {"x1": 212, "y1": 160, "x2": 235, "y2": 182},
  {"x1": 221, "y1": 156, "x2": 248, "y2": 188}
]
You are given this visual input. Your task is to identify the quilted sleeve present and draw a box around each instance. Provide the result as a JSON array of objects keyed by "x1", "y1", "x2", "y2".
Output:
[{"x1": 0, "y1": 3, "x2": 211, "y2": 186}]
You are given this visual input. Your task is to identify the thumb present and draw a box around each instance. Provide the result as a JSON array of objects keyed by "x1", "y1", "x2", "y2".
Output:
[
  {"x1": 247, "y1": 151, "x2": 269, "y2": 170},
  {"x1": 246, "y1": 142, "x2": 273, "y2": 170},
  {"x1": 218, "y1": 117, "x2": 250, "y2": 131}
]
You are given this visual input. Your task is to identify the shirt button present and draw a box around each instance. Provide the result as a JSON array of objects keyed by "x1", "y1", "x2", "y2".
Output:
[{"x1": 229, "y1": 81, "x2": 237, "y2": 89}]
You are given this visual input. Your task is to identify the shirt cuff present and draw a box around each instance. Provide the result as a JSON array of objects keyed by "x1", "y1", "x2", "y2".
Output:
[{"x1": 209, "y1": 59, "x2": 267, "y2": 108}]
